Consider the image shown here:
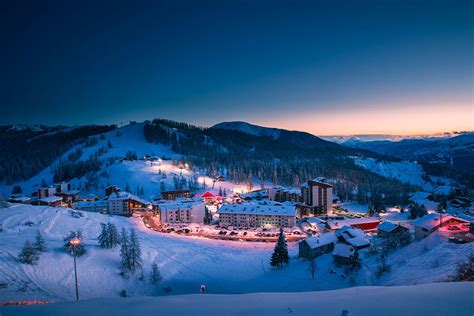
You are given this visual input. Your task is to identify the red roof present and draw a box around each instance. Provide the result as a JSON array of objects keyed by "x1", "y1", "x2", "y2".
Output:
[{"x1": 201, "y1": 191, "x2": 216, "y2": 198}]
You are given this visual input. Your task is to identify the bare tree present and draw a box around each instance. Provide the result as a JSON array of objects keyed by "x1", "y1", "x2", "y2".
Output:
[{"x1": 308, "y1": 259, "x2": 317, "y2": 280}]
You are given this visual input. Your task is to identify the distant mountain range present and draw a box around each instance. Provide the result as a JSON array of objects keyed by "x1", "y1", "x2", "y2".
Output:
[{"x1": 341, "y1": 133, "x2": 474, "y2": 173}]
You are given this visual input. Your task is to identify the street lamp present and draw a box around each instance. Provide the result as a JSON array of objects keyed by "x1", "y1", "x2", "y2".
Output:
[{"x1": 70, "y1": 237, "x2": 81, "y2": 301}]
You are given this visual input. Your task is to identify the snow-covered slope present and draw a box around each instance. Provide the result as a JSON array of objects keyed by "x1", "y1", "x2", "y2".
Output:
[
  {"x1": 0, "y1": 204, "x2": 472, "y2": 303},
  {"x1": 2, "y1": 282, "x2": 473, "y2": 316}
]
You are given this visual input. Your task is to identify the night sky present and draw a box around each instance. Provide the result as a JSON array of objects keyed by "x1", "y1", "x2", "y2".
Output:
[{"x1": 1, "y1": 0, "x2": 473, "y2": 135}]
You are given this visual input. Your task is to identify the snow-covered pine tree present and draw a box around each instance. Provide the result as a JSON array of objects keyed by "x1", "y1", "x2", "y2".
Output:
[
  {"x1": 107, "y1": 223, "x2": 120, "y2": 248},
  {"x1": 19, "y1": 240, "x2": 39, "y2": 265},
  {"x1": 34, "y1": 230, "x2": 47, "y2": 252},
  {"x1": 98, "y1": 223, "x2": 110, "y2": 248},
  {"x1": 276, "y1": 227, "x2": 289, "y2": 265},
  {"x1": 270, "y1": 247, "x2": 281, "y2": 267},
  {"x1": 120, "y1": 228, "x2": 130, "y2": 276},
  {"x1": 129, "y1": 228, "x2": 142, "y2": 273},
  {"x1": 149, "y1": 262, "x2": 162, "y2": 285}
]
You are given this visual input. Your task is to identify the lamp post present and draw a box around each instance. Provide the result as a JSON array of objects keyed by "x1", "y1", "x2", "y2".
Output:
[{"x1": 70, "y1": 237, "x2": 81, "y2": 301}]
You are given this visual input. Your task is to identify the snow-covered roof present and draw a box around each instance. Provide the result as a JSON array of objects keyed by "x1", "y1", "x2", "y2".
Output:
[
  {"x1": 303, "y1": 232, "x2": 337, "y2": 249},
  {"x1": 108, "y1": 191, "x2": 150, "y2": 205},
  {"x1": 333, "y1": 244, "x2": 355, "y2": 258},
  {"x1": 62, "y1": 190, "x2": 80, "y2": 195},
  {"x1": 346, "y1": 236, "x2": 370, "y2": 248},
  {"x1": 8, "y1": 196, "x2": 31, "y2": 202},
  {"x1": 414, "y1": 213, "x2": 468, "y2": 230},
  {"x1": 39, "y1": 196, "x2": 63, "y2": 203},
  {"x1": 239, "y1": 190, "x2": 269, "y2": 199},
  {"x1": 200, "y1": 191, "x2": 216, "y2": 198},
  {"x1": 75, "y1": 200, "x2": 109, "y2": 209},
  {"x1": 378, "y1": 221, "x2": 401, "y2": 233},
  {"x1": 153, "y1": 199, "x2": 204, "y2": 211},
  {"x1": 307, "y1": 217, "x2": 327, "y2": 225},
  {"x1": 326, "y1": 217, "x2": 380, "y2": 230},
  {"x1": 218, "y1": 203, "x2": 296, "y2": 216}
]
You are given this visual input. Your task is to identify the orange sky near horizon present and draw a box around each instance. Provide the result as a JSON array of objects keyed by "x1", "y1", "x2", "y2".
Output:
[{"x1": 250, "y1": 102, "x2": 473, "y2": 136}]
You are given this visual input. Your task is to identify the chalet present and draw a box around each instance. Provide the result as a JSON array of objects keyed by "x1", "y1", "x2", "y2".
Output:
[
  {"x1": 413, "y1": 213, "x2": 469, "y2": 240},
  {"x1": 218, "y1": 201, "x2": 296, "y2": 228},
  {"x1": 335, "y1": 226, "x2": 370, "y2": 249},
  {"x1": 333, "y1": 243, "x2": 357, "y2": 265},
  {"x1": 326, "y1": 217, "x2": 380, "y2": 232},
  {"x1": 38, "y1": 196, "x2": 63, "y2": 207},
  {"x1": 200, "y1": 191, "x2": 217, "y2": 204},
  {"x1": 161, "y1": 190, "x2": 191, "y2": 201},
  {"x1": 153, "y1": 198, "x2": 205, "y2": 224},
  {"x1": 299, "y1": 232, "x2": 337, "y2": 260}
]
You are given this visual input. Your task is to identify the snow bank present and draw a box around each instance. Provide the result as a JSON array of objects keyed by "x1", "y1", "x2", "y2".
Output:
[{"x1": 2, "y1": 282, "x2": 473, "y2": 316}]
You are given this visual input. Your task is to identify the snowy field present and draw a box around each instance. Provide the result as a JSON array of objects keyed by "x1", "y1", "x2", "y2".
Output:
[
  {"x1": 0, "y1": 204, "x2": 472, "y2": 303},
  {"x1": 2, "y1": 282, "x2": 473, "y2": 316}
]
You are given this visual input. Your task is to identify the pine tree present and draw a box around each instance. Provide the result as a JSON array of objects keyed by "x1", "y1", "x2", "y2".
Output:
[
  {"x1": 277, "y1": 228, "x2": 289, "y2": 265},
  {"x1": 120, "y1": 228, "x2": 130, "y2": 276},
  {"x1": 129, "y1": 229, "x2": 142, "y2": 273},
  {"x1": 98, "y1": 223, "x2": 110, "y2": 248},
  {"x1": 149, "y1": 262, "x2": 162, "y2": 285},
  {"x1": 34, "y1": 230, "x2": 47, "y2": 252},
  {"x1": 19, "y1": 241, "x2": 39, "y2": 265},
  {"x1": 270, "y1": 228, "x2": 289, "y2": 268},
  {"x1": 107, "y1": 223, "x2": 120, "y2": 248},
  {"x1": 125, "y1": 182, "x2": 131, "y2": 192}
]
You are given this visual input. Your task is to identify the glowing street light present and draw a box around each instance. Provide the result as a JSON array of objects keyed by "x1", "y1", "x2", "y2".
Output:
[{"x1": 69, "y1": 237, "x2": 81, "y2": 301}]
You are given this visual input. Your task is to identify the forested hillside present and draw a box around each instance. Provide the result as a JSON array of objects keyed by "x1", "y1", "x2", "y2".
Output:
[
  {"x1": 144, "y1": 119, "x2": 416, "y2": 208},
  {"x1": 0, "y1": 125, "x2": 116, "y2": 184}
]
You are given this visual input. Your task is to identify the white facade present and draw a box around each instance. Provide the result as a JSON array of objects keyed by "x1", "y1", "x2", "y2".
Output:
[
  {"x1": 218, "y1": 202, "x2": 297, "y2": 228},
  {"x1": 155, "y1": 199, "x2": 206, "y2": 224}
]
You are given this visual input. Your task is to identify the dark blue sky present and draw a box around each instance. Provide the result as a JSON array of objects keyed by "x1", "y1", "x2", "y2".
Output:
[{"x1": 1, "y1": 0, "x2": 472, "y2": 135}]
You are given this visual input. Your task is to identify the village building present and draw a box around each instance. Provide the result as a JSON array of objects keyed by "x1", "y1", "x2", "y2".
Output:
[
  {"x1": 299, "y1": 232, "x2": 337, "y2": 260},
  {"x1": 326, "y1": 217, "x2": 381, "y2": 232},
  {"x1": 153, "y1": 198, "x2": 205, "y2": 224},
  {"x1": 55, "y1": 189, "x2": 80, "y2": 204},
  {"x1": 269, "y1": 187, "x2": 302, "y2": 203},
  {"x1": 161, "y1": 189, "x2": 191, "y2": 201},
  {"x1": 377, "y1": 221, "x2": 410, "y2": 239},
  {"x1": 335, "y1": 226, "x2": 370, "y2": 249},
  {"x1": 8, "y1": 195, "x2": 32, "y2": 204},
  {"x1": 333, "y1": 243, "x2": 357, "y2": 265},
  {"x1": 74, "y1": 200, "x2": 110, "y2": 214},
  {"x1": 239, "y1": 189, "x2": 269, "y2": 201},
  {"x1": 200, "y1": 191, "x2": 218, "y2": 204},
  {"x1": 38, "y1": 196, "x2": 63, "y2": 207},
  {"x1": 413, "y1": 213, "x2": 469, "y2": 240},
  {"x1": 300, "y1": 178, "x2": 333, "y2": 215},
  {"x1": 56, "y1": 182, "x2": 71, "y2": 193},
  {"x1": 105, "y1": 185, "x2": 121, "y2": 197},
  {"x1": 38, "y1": 186, "x2": 57, "y2": 198},
  {"x1": 217, "y1": 201, "x2": 296, "y2": 228},
  {"x1": 107, "y1": 191, "x2": 151, "y2": 216}
]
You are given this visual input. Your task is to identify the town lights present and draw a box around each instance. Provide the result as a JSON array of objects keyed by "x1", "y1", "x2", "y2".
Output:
[{"x1": 70, "y1": 237, "x2": 81, "y2": 301}]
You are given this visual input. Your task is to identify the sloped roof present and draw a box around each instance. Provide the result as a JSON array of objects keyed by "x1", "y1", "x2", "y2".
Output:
[
  {"x1": 303, "y1": 232, "x2": 337, "y2": 249},
  {"x1": 333, "y1": 244, "x2": 355, "y2": 258}
]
